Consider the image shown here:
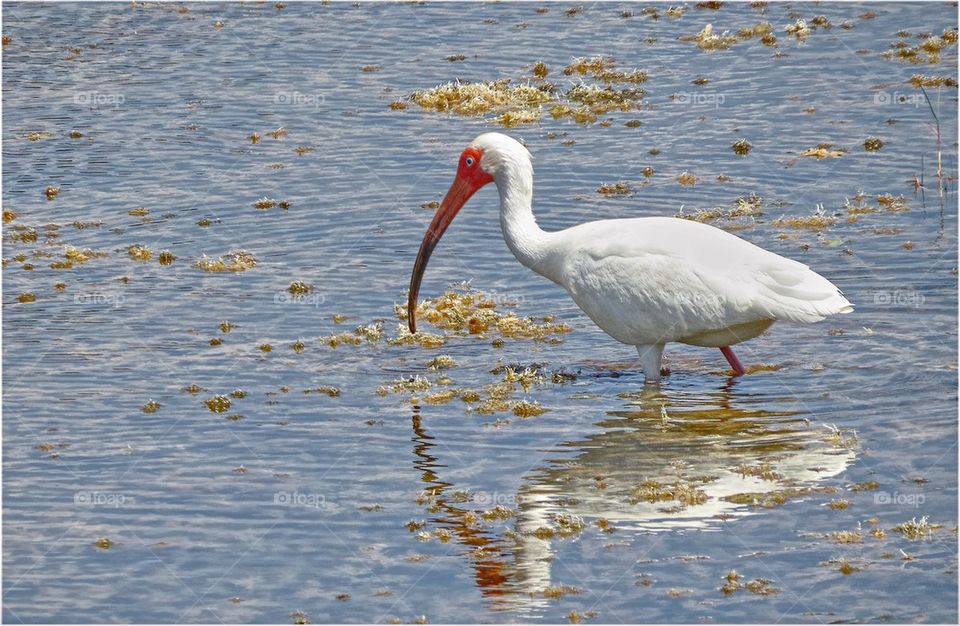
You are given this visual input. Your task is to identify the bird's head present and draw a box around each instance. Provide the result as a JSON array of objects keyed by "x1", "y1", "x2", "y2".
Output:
[{"x1": 406, "y1": 133, "x2": 529, "y2": 333}]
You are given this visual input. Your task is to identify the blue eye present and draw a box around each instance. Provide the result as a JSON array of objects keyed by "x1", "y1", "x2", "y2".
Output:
[{"x1": 465, "y1": 156, "x2": 474, "y2": 167}]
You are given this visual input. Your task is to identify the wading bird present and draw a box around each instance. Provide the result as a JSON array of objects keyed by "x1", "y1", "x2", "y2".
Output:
[{"x1": 407, "y1": 133, "x2": 852, "y2": 382}]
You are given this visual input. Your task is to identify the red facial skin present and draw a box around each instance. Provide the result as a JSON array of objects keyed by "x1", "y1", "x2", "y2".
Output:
[{"x1": 407, "y1": 146, "x2": 494, "y2": 333}]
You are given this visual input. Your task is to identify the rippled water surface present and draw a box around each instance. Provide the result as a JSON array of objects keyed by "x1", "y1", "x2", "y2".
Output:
[{"x1": 3, "y1": 2, "x2": 958, "y2": 623}]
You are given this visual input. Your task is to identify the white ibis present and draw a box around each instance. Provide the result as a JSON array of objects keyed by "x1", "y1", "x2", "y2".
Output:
[{"x1": 407, "y1": 133, "x2": 853, "y2": 382}]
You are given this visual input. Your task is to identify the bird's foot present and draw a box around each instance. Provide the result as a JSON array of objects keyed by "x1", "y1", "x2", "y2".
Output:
[{"x1": 719, "y1": 346, "x2": 746, "y2": 376}]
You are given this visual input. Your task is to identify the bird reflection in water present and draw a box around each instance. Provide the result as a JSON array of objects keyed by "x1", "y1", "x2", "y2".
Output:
[{"x1": 408, "y1": 384, "x2": 856, "y2": 612}]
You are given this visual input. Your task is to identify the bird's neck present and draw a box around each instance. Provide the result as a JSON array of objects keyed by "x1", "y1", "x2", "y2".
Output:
[{"x1": 496, "y1": 161, "x2": 553, "y2": 277}]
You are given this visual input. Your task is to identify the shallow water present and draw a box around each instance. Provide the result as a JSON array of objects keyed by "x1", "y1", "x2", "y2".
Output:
[{"x1": 2, "y1": 2, "x2": 958, "y2": 623}]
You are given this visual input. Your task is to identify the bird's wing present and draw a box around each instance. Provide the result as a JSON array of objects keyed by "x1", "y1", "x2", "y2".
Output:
[{"x1": 553, "y1": 217, "x2": 852, "y2": 327}]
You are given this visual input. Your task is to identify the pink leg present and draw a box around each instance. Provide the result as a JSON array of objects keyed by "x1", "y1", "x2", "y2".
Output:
[{"x1": 720, "y1": 346, "x2": 746, "y2": 376}]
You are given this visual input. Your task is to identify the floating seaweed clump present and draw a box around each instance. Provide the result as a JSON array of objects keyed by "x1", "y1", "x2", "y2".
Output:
[
  {"x1": 449, "y1": 368, "x2": 548, "y2": 416},
  {"x1": 731, "y1": 139, "x2": 752, "y2": 155},
  {"x1": 784, "y1": 18, "x2": 811, "y2": 40},
  {"x1": 676, "y1": 171, "x2": 698, "y2": 185},
  {"x1": 401, "y1": 289, "x2": 498, "y2": 331},
  {"x1": 553, "y1": 513, "x2": 586, "y2": 537},
  {"x1": 737, "y1": 21, "x2": 774, "y2": 41},
  {"x1": 823, "y1": 424, "x2": 858, "y2": 446},
  {"x1": 9, "y1": 226, "x2": 38, "y2": 243},
  {"x1": 303, "y1": 386, "x2": 340, "y2": 397},
  {"x1": 722, "y1": 571, "x2": 780, "y2": 595},
  {"x1": 194, "y1": 251, "x2": 257, "y2": 272},
  {"x1": 630, "y1": 478, "x2": 708, "y2": 506},
  {"x1": 94, "y1": 537, "x2": 114, "y2": 550},
  {"x1": 597, "y1": 181, "x2": 633, "y2": 195},
  {"x1": 908, "y1": 74, "x2": 958, "y2": 87},
  {"x1": 566, "y1": 84, "x2": 644, "y2": 114},
  {"x1": 563, "y1": 56, "x2": 648, "y2": 83},
  {"x1": 724, "y1": 485, "x2": 836, "y2": 508},
  {"x1": 681, "y1": 24, "x2": 739, "y2": 50},
  {"x1": 801, "y1": 143, "x2": 846, "y2": 159},
  {"x1": 388, "y1": 326, "x2": 447, "y2": 348},
  {"x1": 893, "y1": 516, "x2": 942, "y2": 540},
  {"x1": 128, "y1": 244, "x2": 152, "y2": 261},
  {"x1": 735, "y1": 463, "x2": 782, "y2": 481},
  {"x1": 67, "y1": 246, "x2": 106, "y2": 263},
  {"x1": 410, "y1": 79, "x2": 552, "y2": 115},
  {"x1": 885, "y1": 28, "x2": 958, "y2": 64},
  {"x1": 288, "y1": 280, "x2": 313, "y2": 295},
  {"x1": 401, "y1": 287, "x2": 571, "y2": 344},
  {"x1": 408, "y1": 60, "x2": 648, "y2": 127},
  {"x1": 721, "y1": 570, "x2": 742, "y2": 595},
  {"x1": 810, "y1": 15, "x2": 832, "y2": 29},
  {"x1": 50, "y1": 246, "x2": 108, "y2": 269},
  {"x1": 428, "y1": 355, "x2": 456, "y2": 370},
  {"x1": 746, "y1": 578, "x2": 780, "y2": 595},
  {"x1": 354, "y1": 322, "x2": 384, "y2": 342},
  {"x1": 423, "y1": 389, "x2": 458, "y2": 404},
  {"x1": 494, "y1": 109, "x2": 541, "y2": 127},
  {"x1": 863, "y1": 137, "x2": 884, "y2": 151},
  {"x1": 541, "y1": 585, "x2": 582, "y2": 600},
  {"x1": 549, "y1": 104, "x2": 596, "y2": 124},
  {"x1": 502, "y1": 365, "x2": 545, "y2": 391},
  {"x1": 388, "y1": 375, "x2": 432, "y2": 394},
  {"x1": 496, "y1": 314, "x2": 570, "y2": 341},
  {"x1": 826, "y1": 529, "x2": 863, "y2": 543},
  {"x1": 318, "y1": 331, "x2": 363, "y2": 348},
  {"x1": 204, "y1": 395, "x2": 231, "y2": 413},
  {"x1": 845, "y1": 193, "x2": 877, "y2": 215},
  {"x1": 728, "y1": 194, "x2": 764, "y2": 218},
  {"x1": 513, "y1": 400, "x2": 547, "y2": 417},
  {"x1": 771, "y1": 207, "x2": 836, "y2": 230},
  {"x1": 876, "y1": 194, "x2": 910, "y2": 211}
]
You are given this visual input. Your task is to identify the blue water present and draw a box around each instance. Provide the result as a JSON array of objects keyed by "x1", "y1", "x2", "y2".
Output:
[{"x1": 3, "y1": 2, "x2": 957, "y2": 623}]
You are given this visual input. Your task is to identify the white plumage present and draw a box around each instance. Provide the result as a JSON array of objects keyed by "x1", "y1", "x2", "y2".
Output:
[{"x1": 408, "y1": 132, "x2": 853, "y2": 381}]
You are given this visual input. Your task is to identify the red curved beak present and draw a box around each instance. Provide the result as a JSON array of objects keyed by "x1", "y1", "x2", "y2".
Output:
[{"x1": 407, "y1": 170, "x2": 491, "y2": 333}]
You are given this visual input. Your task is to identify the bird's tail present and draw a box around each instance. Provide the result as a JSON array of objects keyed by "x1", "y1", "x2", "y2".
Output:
[{"x1": 755, "y1": 262, "x2": 853, "y2": 323}]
